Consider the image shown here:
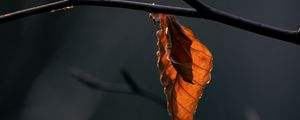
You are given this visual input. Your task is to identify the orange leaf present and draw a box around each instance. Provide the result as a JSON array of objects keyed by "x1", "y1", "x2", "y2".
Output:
[{"x1": 152, "y1": 13, "x2": 213, "y2": 120}]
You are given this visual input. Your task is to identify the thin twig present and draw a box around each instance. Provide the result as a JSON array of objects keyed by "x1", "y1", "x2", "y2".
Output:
[
  {"x1": 71, "y1": 67, "x2": 166, "y2": 108},
  {"x1": 0, "y1": 0, "x2": 299, "y2": 45},
  {"x1": 0, "y1": 0, "x2": 197, "y2": 24},
  {"x1": 0, "y1": 0, "x2": 71, "y2": 23},
  {"x1": 182, "y1": 0, "x2": 300, "y2": 44}
]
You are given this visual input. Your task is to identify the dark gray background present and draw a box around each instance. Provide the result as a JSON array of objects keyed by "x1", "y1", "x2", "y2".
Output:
[{"x1": 1, "y1": 0, "x2": 300, "y2": 120}]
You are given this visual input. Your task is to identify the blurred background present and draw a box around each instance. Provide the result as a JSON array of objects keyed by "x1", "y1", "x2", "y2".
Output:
[{"x1": 1, "y1": 0, "x2": 300, "y2": 120}]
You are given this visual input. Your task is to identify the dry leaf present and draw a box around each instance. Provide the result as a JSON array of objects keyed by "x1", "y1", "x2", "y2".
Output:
[{"x1": 151, "y1": 13, "x2": 213, "y2": 120}]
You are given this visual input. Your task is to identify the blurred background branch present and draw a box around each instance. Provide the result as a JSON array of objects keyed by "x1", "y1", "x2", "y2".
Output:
[
  {"x1": 71, "y1": 68, "x2": 166, "y2": 108},
  {"x1": 0, "y1": 0, "x2": 299, "y2": 45}
]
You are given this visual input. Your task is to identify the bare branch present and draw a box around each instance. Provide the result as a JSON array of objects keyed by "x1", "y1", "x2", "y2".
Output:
[
  {"x1": 0, "y1": 0, "x2": 71, "y2": 23},
  {"x1": 0, "y1": 0, "x2": 197, "y2": 24},
  {"x1": 182, "y1": 0, "x2": 300, "y2": 45},
  {"x1": 0, "y1": 0, "x2": 299, "y2": 45},
  {"x1": 71, "y1": 67, "x2": 166, "y2": 108}
]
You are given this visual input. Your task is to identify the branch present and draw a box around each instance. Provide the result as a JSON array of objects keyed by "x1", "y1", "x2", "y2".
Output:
[
  {"x1": 182, "y1": 0, "x2": 300, "y2": 44},
  {"x1": 0, "y1": 0, "x2": 197, "y2": 24},
  {"x1": 0, "y1": 0, "x2": 71, "y2": 23},
  {"x1": 71, "y1": 67, "x2": 166, "y2": 108},
  {"x1": 0, "y1": 0, "x2": 299, "y2": 45}
]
